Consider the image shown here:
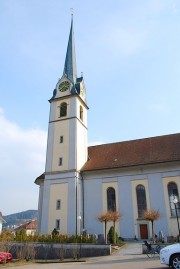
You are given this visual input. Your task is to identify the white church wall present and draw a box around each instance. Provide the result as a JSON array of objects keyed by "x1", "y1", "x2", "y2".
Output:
[
  {"x1": 67, "y1": 176, "x2": 78, "y2": 235},
  {"x1": 131, "y1": 178, "x2": 150, "y2": 238},
  {"x1": 147, "y1": 173, "x2": 169, "y2": 236},
  {"x1": 102, "y1": 181, "x2": 120, "y2": 236},
  {"x1": 118, "y1": 175, "x2": 135, "y2": 239},
  {"x1": 48, "y1": 100, "x2": 56, "y2": 122},
  {"x1": 0, "y1": 223, "x2": 2, "y2": 234},
  {"x1": 83, "y1": 178, "x2": 104, "y2": 235},
  {"x1": 37, "y1": 182, "x2": 44, "y2": 233},
  {"x1": 68, "y1": 96, "x2": 88, "y2": 171},
  {"x1": 48, "y1": 183, "x2": 68, "y2": 234},
  {"x1": 83, "y1": 163, "x2": 180, "y2": 240},
  {"x1": 162, "y1": 175, "x2": 180, "y2": 237},
  {"x1": 39, "y1": 179, "x2": 51, "y2": 234},
  {"x1": 77, "y1": 174, "x2": 83, "y2": 235},
  {"x1": 52, "y1": 120, "x2": 70, "y2": 171},
  {"x1": 45, "y1": 122, "x2": 55, "y2": 172},
  {"x1": 68, "y1": 119, "x2": 76, "y2": 169},
  {"x1": 39, "y1": 173, "x2": 77, "y2": 235},
  {"x1": 76, "y1": 121, "x2": 88, "y2": 170},
  {"x1": 45, "y1": 100, "x2": 57, "y2": 171}
]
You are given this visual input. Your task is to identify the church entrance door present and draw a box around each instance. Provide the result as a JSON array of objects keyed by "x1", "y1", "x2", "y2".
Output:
[{"x1": 140, "y1": 224, "x2": 148, "y2": 239}]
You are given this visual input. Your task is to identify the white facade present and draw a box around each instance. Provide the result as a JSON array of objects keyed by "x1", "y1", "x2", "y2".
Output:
[
  {"x1": 37, "y1": 89, "x2": 88, "y2": 235},
  {"x1": 0, "y1": 213, "x2": 6, "y2": 234},
  {"x1": 45, "y1": 95, "x2": 88, "y2": 173},
  {"x1": 35, "y1": 19, "x2": 180, "y2": 240},
  {"x1": 82, "y1": 163, "x2": 180, "y2": 240}
]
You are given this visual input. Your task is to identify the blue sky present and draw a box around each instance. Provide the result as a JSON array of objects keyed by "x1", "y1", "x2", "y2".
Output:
[{"x1": 1, "y1": 0, "x2": 180, "y2": 216}]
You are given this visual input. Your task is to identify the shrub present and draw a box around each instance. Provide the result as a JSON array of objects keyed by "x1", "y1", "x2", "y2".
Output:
[{"x1": 108, "y1": 226, "x2": 118, "y2": 244}]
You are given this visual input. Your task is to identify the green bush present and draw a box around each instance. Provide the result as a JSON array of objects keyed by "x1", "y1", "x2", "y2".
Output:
[
  {"x1": 1, "y1": 229, "x2": 97, "y2": 244},
  {"x1": 108, "y1": 226, "x2": 119, "y2": 244}
]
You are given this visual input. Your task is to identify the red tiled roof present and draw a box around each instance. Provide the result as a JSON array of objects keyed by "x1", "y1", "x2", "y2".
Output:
[
  {"x1": 14, "y1": 220, "x2": 37, "y2": 231},
  {"x1": 82, "y1": 133, "x2": 180, "y2": 172}
]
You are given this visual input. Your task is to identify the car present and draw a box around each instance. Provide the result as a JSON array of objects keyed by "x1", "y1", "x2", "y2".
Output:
[
  {"x1": 160, "y1": 243, "x2": 180, "y2": 269},
  {"x1": 0, "y1": 252, "x2": 12, "y2": 263},
  {"x1": 0, "y1": 254, "x2": 6, "y2": 263}
]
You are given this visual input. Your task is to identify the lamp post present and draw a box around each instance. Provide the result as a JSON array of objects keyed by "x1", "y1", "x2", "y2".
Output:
[{"x1": 173, "y1": 197, "x2": 180, "y2": 242}]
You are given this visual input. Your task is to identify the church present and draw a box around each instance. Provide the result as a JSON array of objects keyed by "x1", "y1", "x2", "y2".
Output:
[{"x1": 35, "y1": 18, "x2": 180, "y2": 241}]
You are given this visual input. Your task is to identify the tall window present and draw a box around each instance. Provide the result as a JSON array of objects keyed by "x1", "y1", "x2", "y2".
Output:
[
  {"x1": 80, "y1": 106, "x2": 83, "y2": 121},
  {"x1": 56, "y1": 219, "x2": 60, "y2": 230},
  {"x1": 59, "y1": 157, "x2": 62, "y2": 166},
  {"x1": 168, "y1": 182, "x2": 180, "y2": 217},
  {"x1": 136, "y1": 184, "x2": 147, "y2": 218},
  {"x1": 60, "y1": 102, "x2": 67, "y2": 117},
  {"x1": 107, "y1": 187, "x2": 116, "y2": 211},
  {"x1": 60, "y1": 136, "x2": 63, "y2": 143},
  {"x1": 56, "y1": 200, "x2": 61, "y2": 210}
]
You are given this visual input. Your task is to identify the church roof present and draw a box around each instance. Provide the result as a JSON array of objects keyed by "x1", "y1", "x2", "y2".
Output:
[{"x1": 82, "y1": 133, "x2": 180, "y2": 172}]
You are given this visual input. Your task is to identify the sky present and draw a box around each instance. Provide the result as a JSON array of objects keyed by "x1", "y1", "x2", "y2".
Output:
[{"x1": 1, "y1": 0, "x2": 180, "y2": 216}]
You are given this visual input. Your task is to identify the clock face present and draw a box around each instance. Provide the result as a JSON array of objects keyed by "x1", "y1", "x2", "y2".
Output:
[{"x1": 59, "y1": 81, "x2": 70, "y2": 92}]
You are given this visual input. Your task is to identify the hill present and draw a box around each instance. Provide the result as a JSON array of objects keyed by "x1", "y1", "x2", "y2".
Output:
[{"x1": 3, "y1": 210, "x2": 38, "y2": 228}]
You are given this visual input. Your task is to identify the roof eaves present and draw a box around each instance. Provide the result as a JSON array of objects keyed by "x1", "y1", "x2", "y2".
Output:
[{"x1": 81, "y1": 159, "x2": 180, "y2": 173}]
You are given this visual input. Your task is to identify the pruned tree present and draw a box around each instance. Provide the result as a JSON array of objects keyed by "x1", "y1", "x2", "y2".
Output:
[
  {"x1": 109, "y1": 211, "x2": 122, "y2": 244},
  {"x1": 143, "y1": 209, "x2": 160, "y2": 243},
  {"x1": 97, "y1": 212, "x2": 111, "y2": 244},
  {"x1": 0, "y1": 231, "x2": 14, "y2": 252}
]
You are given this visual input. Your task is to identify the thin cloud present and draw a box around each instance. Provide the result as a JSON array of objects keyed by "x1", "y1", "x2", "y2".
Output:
[{"x1": 0, "y1": 108, "x2": 47, "y2": 215}]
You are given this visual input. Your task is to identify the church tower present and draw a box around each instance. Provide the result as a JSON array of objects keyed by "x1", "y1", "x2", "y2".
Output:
[{"x1": 36, "y1": 17, "x2": 88, "y2": 235}]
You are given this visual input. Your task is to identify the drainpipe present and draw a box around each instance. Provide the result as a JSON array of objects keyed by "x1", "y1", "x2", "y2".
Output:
[
  {"x1": 75, "y1": 175, "x2": 78, "y2": 237},
  {"x1": 80, "y1": 172, "x2": 85, "y2": 230}
]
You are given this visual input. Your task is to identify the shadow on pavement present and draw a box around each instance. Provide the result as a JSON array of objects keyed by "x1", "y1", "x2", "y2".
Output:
[{"x1": 86, "y1": 256, "x2": 160, "y2": 265}]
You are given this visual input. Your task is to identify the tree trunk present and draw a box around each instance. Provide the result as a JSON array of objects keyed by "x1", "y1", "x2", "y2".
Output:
[
  {"x1": 113, "y1": 220, "x2": 116, "y2": 244},
  {"x1": 151, "y1": 220, "x2": 155, "y2": 243},
  {"x1": 105, "y1": 220, "x2": 107, "y2": 244}
]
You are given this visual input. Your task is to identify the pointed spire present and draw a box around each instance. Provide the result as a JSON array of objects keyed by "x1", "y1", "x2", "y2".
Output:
[{"x1": 63, "y1": 15, "x2": 77, "y2": 84}]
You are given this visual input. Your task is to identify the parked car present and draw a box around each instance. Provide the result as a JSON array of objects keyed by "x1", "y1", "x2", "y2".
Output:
[
  {"x1": 160, "y1": 243, "x2": 180, "y2": 269},
  {"x1": 0, "y1": 254, "x2": 5, "y2": 263},
  {"x1": 0, "y1": 252, "x2": 12, "y2": 263}
]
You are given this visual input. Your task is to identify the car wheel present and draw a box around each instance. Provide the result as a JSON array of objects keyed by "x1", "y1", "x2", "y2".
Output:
[{"x1": 171, "y1": 254, "x2": 180, "y2": 269}]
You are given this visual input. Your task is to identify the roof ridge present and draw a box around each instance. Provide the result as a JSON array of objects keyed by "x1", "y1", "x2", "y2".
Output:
[{"x1": 88, "y1": 133, "x2": 180, "y2": 149}]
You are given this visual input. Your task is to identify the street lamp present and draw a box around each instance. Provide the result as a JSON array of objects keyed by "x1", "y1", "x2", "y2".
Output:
[
  {"x1": 77, "y1": 215, "x2": 82, "y2": 235},
  {"x1": 173, "y1": 197, "x2": 180, "y2": 242}
]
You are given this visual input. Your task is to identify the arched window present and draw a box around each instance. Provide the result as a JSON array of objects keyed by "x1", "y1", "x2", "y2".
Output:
[
  {"x1": 60, "y1": 102, "x2": 67, "y2": 117},
  {"x1": 80, "y1": 106, "x2": 83, "y2": 121},
  {"x1": 168, "y1": 182, "x2": 180, "y2": 217},
  {"x1": 107, "y1": 187, "x2": 116, "y2": 211},
  {"x1": 136, "y1": 184, "x2": 147, "y2": 218}
]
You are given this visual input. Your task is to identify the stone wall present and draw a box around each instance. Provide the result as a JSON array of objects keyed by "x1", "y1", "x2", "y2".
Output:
[{"x1": 9, "y1": 242, "x2": 111, "y2": 260}]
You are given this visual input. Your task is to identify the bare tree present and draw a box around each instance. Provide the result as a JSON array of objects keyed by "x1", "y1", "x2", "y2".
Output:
[
  {"x1": 109, "y1": 211, "x2": 122, "y2": 244},
  {"x1": 143, "y1": 209, "x2": 160, "y2": 243},
  {"x1": 0, "y1": 231, "x2": 14, "y2": 252},
  {"x1": 97, "y1": 212, "x2": 111, "y2": 244}
]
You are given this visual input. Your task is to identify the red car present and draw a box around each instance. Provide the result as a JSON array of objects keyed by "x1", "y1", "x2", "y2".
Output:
[{"x1": 0, "y1": 252, "x2": 12, "y2": 263}]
